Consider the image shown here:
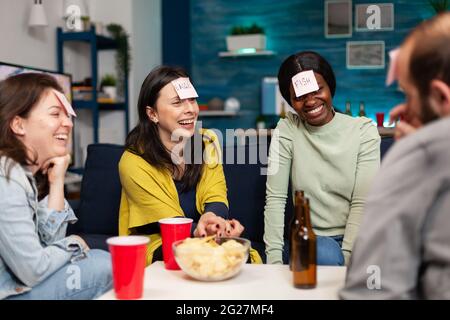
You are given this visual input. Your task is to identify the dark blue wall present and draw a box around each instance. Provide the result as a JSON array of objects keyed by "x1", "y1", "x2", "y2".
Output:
[
  {"x1": 162, "y1": 0, "x2": 191, "y2": 73},
  {"x1": 189, "y1": 0, "x2": 438, "y2": 131}
]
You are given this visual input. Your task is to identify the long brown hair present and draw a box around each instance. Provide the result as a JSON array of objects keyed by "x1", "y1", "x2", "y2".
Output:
[
  {"x1": 126, "y1": 65, "x2": 204, "y2": 191},
  {"x1": 0, "y1": 73, "x2": 63, "y2": 196}
]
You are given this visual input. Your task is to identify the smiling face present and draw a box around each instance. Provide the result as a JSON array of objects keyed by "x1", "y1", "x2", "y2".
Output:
[
  {"x1": 147, "y1": 81, "x2": 199, "y2": 149},
  {"x1": 14, "y1": 89, "x2": 73, "y2": 167},
  {"x1": 289, "y1": 72, "x2": 334, "y2": 126}
]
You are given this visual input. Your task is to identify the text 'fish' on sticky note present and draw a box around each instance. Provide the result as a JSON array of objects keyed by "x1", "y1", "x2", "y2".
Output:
[{"x1": 291, "y1": 70, "x2": 319, "y2": 98}]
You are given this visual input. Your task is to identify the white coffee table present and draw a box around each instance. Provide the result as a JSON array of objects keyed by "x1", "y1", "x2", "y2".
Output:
[{"x1": 98, "y1": 262, "x2": 346, "y2": 300}]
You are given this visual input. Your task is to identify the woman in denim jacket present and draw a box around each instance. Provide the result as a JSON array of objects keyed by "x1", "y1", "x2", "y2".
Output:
[{"x1": 0, "y1": 73, "x2": 112, "y2": 300}]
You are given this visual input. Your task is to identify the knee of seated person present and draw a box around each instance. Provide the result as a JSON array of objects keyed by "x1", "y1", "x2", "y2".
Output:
[
  {"x1": 78, "y1": 249, "x2": 113, "y2": 286},
  {"x1": 316, "y1": 236, "x2": 345, "y2": 266}
]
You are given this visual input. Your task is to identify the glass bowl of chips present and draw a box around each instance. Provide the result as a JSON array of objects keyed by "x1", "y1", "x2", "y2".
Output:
[{"x1": 173, "y1": 236, "x2": 250, "y2": 281}]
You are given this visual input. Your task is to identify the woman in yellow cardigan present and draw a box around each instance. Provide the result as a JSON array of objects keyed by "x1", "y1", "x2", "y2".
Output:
[{"x1": 118, "y1": 66, "x2": 261, "y2": 265}]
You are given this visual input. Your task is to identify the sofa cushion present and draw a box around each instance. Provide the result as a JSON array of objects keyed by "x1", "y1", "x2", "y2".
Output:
[{"x1": 72, "y1": 144, "x2": 124, "y2": 236}]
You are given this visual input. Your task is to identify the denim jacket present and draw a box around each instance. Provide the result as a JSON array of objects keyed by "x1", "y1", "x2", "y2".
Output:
[{"x1": 0, "y1": 156, "x2": 85, "y2": 300}]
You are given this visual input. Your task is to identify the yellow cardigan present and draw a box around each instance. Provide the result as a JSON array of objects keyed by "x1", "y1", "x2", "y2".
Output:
[{"x1": 118, "y1": 129, "x2": 262, "y2": 265}]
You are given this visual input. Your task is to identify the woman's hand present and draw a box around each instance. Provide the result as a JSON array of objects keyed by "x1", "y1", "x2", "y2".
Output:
[
  {"x1": 224, "y1": 219, "x2": 245, "y2": 237},
  {"x1": 43, "y1": 154, "x2": 71, "y2": 211},
  {"x1": 69, "y1": 234, "x2": 90, "y2": 251},
  {"x1": 193, "y1": 212, "x2": 226, "y2": 237},
  {"x1": 42, "y1": 154, "x2": 71, "y2": 185}
]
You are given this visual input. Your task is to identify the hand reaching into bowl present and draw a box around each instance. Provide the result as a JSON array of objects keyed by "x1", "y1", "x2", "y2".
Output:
[
  {"x1": 225, "y1": 219, "x2": 244, "y2": 237},
  {"x1": 193, "y1": 212, "x2": 226, "y2": 237},
  {"x1": 193, "y1": 213, "x2": 245, "y2": 238},
  {"x1": 194, "y1": 212, "x2": 245, "y2": 237}
]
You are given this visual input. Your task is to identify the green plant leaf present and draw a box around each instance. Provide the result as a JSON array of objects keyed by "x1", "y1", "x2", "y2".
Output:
[
  {"x1": 101, "y1": 73, "x2": 117, "y2": 86},
  {"x1": 230, "y1": 23, "x2": 265, "y2": 35},
  {"x1": 429, "y1": 0, "x2": 449, "y2": 13},
  {"x1": 106, "y1": 23, "x2": 131, "y2": 96}
]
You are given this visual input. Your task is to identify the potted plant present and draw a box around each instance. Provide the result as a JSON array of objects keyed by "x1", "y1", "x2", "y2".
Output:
[
  {"x1": 429, "y1": 0, "x2": 449, "y2": 13},
  {"x1": 106, "y1": 23, "x2": 131, "y2": 99},
  {"x1": 226, "y1": 23, "x2": 266, "y2": 52},
  {"x1": 101, "y1": 74, "x2": 117, "y2": 101},
  {"x1": 81, "y1": 16, "x2": 91, "y2": 31}
]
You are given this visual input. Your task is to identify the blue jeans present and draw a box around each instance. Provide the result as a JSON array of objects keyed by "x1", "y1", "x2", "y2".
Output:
[
  {"x1": 7, "y1": 249, "x2": 113, "y2": 300},
  {"x1": 284, "y1": 235, "x2": 345, "y2": 266}
]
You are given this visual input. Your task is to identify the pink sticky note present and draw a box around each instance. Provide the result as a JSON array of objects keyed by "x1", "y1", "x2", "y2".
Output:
[
  {"x1": 171, "y1": 77, "x2": 199, "y2": 100},
  {"x1": 53, "y1": 90, "x2": 77, "y2": 117},
  {"x1": 291, "y1": 70, "x2": 319, "y2": 98},
  {"x1": 386, "y1": 48, "x2": 400, "y2": 86}
]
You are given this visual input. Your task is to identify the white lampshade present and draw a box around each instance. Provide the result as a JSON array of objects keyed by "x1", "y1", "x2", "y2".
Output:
[{"x1": 29, "y1": 0, "x2": 48, "y2": 27}]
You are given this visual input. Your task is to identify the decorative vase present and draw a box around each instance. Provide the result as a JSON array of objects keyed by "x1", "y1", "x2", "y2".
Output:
[{"x1": 103, "y1": 86, "x2": 117, "y2": 101}]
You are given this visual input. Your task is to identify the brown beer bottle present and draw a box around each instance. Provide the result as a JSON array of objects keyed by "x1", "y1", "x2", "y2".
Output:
[
  {"x1": 291, "y1": 193, "x2": 317, "y2": 288},
  {"x1": 289, "y1": 190, "x2": 304, "y2": 270}
]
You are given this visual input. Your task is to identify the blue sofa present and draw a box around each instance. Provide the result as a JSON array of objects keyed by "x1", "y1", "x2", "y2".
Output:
[{"x1": 68, "y1": 136, "x2": 395, "y2": 263}]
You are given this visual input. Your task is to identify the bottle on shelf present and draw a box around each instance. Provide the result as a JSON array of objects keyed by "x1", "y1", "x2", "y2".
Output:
[
  {"x1": 358, "y1": 101, "x2": 366, "y2": 117},
  {"x1": 345, "y1": 100, "x2": 352, "y2": 117},
  {"x1": 291, "y1": 191, "x2": 317, "y2": 289}
]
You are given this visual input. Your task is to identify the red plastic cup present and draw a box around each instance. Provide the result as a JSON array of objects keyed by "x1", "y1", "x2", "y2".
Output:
[
  {"x1": 107, "y1": 236, "x2": 149, "y2": 300},
  {"x1": 376, "y1": 112, "x2": 385, "y2": 127},
  {"x1": 159, "y1": 217, "x2": 193, "y2": 270}
]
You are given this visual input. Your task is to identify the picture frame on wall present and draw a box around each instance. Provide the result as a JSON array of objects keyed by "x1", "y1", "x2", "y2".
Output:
[
  {"x1": 346, "y1": 41, "x2": 385, "y2": 69},
  {"x1": 325, "y1": 0, "x2": 352, "y2": 38},
  {"x1": 355, "y1": 3, "x2": 394, "y2": 31}
]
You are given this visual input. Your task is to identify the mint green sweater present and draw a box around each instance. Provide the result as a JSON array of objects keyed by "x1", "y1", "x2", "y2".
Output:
[{"x1": 264, "y1": 111, "x2": 380, "y2": 265}]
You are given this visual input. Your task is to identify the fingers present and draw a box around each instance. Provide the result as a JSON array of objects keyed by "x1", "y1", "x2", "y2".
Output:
[
  {"x1": 205, "y1": 223, "x2": 221, "y2": 236},
  {"x1": 69, "y1": 234, "x2": 90, "y2": 251},
  {"x1": 388, "y1": 104, "x2": 406, "y2": 125},
  {"x1": 196, "y1": 212, "x2": 226, "y2": 237},
  {"x1": 194, "y1": 221, "x2": 207, "y2": 238},
  {"x1": 225, "y1": 221, "x2": 232, "y2": 236},
  {"x1": 41, "y1": 158, "x2": 54, "y2": 175},
  {"x1": 41, "y1": 154, "x2": 71, "y2": 174},
  {"x1": 227, "y1": 219, "x2": 245, "y2": 237}
]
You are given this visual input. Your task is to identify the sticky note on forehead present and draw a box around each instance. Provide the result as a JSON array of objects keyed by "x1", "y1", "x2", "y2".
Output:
[
  {"x1": 291, "y1": 70, "x2": 319, "y2": 98},
  {"x1": 171, "y1": 77, "x2": 199, "y2": 100},
  {"x1": 386, "y1": 48, "x2": 400, "y2": 86},
  {"x1": 53, "y1": 89, "x2": 77, "y2": 117}
]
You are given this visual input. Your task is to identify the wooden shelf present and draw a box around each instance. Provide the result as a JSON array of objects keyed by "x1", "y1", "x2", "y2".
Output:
[
  {"x1": 57, "y1": 26, "x2": 129, "y2": 145},
  {"x1": 58, "y1": 27, "x2": 118, "y2": 50},
  {"x1": 218, "y1": 50, "x2": 276, "y2": 58},
  {"x1": 199, "y1": 110, "x2": 238, "y2": 117}
]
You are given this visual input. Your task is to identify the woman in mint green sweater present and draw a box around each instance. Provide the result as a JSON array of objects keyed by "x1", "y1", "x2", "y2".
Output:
[{"x1": 264, "y1": 51, "x2": 380, "y2": 266}]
